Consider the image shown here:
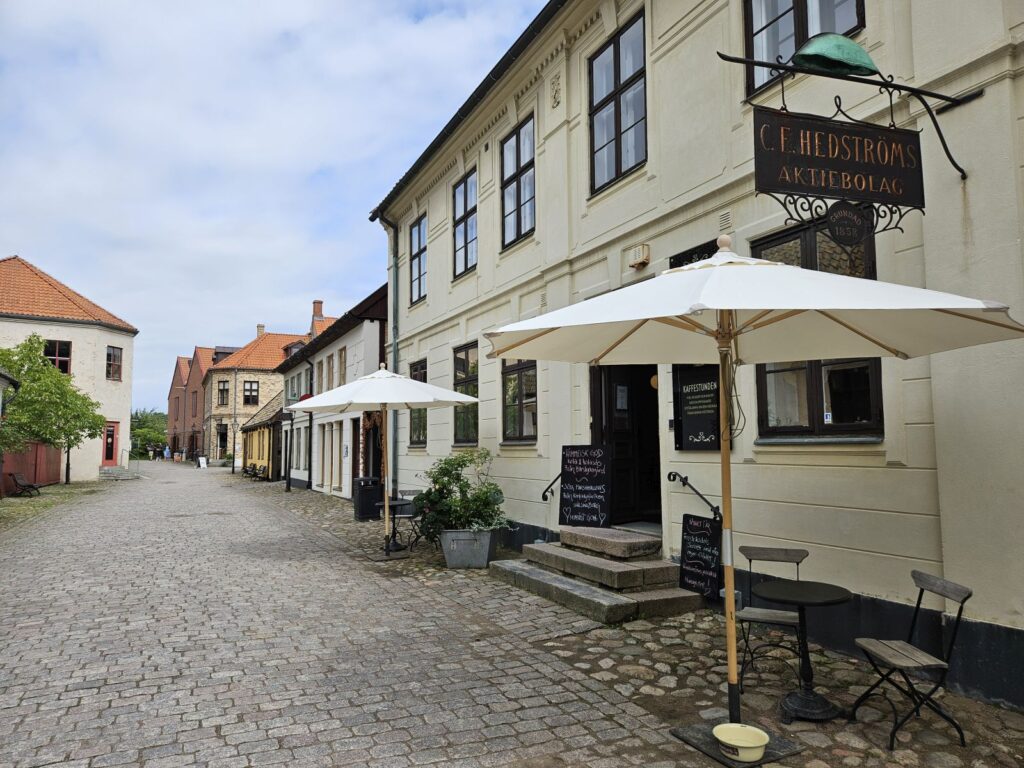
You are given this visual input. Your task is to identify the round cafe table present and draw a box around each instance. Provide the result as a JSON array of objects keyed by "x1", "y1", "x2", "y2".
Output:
[{"x1": 751, "y1": 579, "x2": 852, "y2": 722}]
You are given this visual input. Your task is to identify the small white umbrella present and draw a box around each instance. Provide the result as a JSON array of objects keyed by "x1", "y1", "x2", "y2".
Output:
[
  {"x1": 286, "y1": 365, "x2": 478, "y2": 554},
  {"x1": 485, "y1": 235, "x2": 1024, "y2": 723}
]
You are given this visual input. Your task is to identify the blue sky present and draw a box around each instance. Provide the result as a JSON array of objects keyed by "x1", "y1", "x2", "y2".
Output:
[{"x1": 0, "y1": 0, "x2": 547, "y2": 410}]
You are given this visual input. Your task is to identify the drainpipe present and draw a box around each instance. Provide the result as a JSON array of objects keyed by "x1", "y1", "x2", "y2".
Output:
[
  {"x1": 379, "y1": 213, "x2": 400, "y2": 500},
  {"x1": 285, "y1": 412, "x2": 293, "y2": 492},
  {"x1": 306, "y1": 360, "x2": 314, "y2": 490},
  {"x1": 231, "y1": 369, "x2": 237, "y2": 473}
]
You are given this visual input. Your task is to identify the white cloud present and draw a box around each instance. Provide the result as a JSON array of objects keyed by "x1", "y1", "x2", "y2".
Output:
[{"x1": 0, "y1": 0, "x2": 546, "y2": 409}]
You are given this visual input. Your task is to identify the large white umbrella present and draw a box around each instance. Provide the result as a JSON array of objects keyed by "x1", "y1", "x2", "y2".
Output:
[
  {"x1": 285, "y1": 365, "x2": 478, "y2": 555},
  {"x1": 485, "y1": 235, "x2": 1024, "y2": 723}
]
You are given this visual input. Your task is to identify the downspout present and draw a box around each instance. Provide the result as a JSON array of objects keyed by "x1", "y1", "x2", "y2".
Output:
[
  {"x1": 285, "y1": 411, "x2": 293, "y2": 492},
  {"x1": 306, "y1": 360, "x2": 314, "y2": 490},
  {"x1": 379, "y1": 213, "x2": 400, "y2": 500},
  {"x1": 231, "y1": 369, "x2": 238, "y2": 473}
]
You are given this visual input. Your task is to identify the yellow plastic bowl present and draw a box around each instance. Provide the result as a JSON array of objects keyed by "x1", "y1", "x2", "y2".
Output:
[{"x1": 712, "y1": 723, "x2": 770, "y2": 763}]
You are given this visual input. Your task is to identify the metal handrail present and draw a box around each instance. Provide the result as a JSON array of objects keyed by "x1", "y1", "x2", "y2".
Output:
[
  {"x1": 667, "y1": 472, "x2": 721, "y2": 520},
  {"x1": 541, "y1": 473, "x2": 561, "y2": 502}
]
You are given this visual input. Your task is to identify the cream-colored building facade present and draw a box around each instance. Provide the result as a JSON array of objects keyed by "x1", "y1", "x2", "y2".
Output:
[
  {"x1": 0, "y1": 256, "x2": 136, "y2": 481},
  {"x1": 372, "y1": 1, "x2": 1024, "y2": 705}
]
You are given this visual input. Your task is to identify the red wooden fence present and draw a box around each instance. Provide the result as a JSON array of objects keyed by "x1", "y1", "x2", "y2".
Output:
[{"x1": 1, "y1": 442, "x2": 61, "y2": 497}]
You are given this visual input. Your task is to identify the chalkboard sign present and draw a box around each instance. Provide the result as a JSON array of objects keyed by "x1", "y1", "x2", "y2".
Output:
[
  {"x1": 680, "y1": 513, "x2": 722, "y2": 598},
  {"x1": 558, "y1": 445, "x2": 611, "y2": 528},
  {"x1": 672, "y1": 365, "x2": 720, "y2": 451}
]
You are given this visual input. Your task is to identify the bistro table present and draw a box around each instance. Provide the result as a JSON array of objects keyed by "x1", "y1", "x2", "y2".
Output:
[
  {"x1": 375, "y1": 498, "x2": 413, "y2": 552},
  {"x1": 751, "y1": 579, "x2": 852, "y2": 722}
]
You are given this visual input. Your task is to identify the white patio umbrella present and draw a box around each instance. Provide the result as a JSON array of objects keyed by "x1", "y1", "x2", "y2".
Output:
[
  {"x1": 285, "y1": 365, "x2": 478, "y2": 555},
  {"x1": 485, "y1": 235, "x2": 1024, "y2": 723}
]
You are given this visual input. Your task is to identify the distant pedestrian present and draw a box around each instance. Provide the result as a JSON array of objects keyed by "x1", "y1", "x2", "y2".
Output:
[
  {"x1": 163, "y1": 445, "x2": 170, "y2": 461},
  {"x1": 148, "y1": 446, "x2": 154, "y2": 460}
]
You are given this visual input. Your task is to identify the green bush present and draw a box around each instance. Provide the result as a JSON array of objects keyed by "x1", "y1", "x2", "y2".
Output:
[{"x1": 413, "y1": 448, "x2": 513, "y2": 542}]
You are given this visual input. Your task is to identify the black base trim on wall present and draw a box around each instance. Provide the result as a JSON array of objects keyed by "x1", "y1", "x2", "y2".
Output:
[
  {"x1": 742, "y1": 570, "x2": 1024, "y2": 711},
  {"x1": 497, "y1": 521, "x2": 559, "y2": 552}
]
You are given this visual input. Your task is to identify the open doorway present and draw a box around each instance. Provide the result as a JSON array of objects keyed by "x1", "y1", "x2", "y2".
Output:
[{"x1": 590, "y1": 365, "x2": 661, "y2": 526}]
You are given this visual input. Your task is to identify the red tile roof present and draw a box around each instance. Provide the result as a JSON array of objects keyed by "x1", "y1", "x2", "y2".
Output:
[
  {"x1": 190, "y1": 347, "x2": 216, "y2": 380},
  {"x1": 0, "y1": 255, "x2": 137, "y2": 333},
  {"x1": 210, "y1": 333, "x2": 306, "y2": 372},
  {"x1": 175, "y1": 356, "x2": 190, "y2": 382},
  {"x1": 313, "y1": 316, "x2": 338, "y2": 337}
]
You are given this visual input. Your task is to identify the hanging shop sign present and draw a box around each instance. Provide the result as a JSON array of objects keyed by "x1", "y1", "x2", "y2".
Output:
[{"x1": 754, "y1": 106, "x2": 924, "y2": 209}]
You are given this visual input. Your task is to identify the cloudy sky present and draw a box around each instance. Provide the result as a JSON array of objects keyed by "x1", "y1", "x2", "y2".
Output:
[{"x1": 0, "y1": 0, "x2": 546, "y2": 410}]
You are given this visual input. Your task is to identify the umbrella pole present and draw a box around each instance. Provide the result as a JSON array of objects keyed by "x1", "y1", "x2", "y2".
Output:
[
  {"x1": 718, "y1": 311, "x2": 741, "y2": 723},
  {"x1": 382, "y1": 404, "x2": 391, "y2": 556}
]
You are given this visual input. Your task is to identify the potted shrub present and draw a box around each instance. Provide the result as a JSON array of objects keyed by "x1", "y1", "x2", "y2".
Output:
[{"x1": 414, "y1": 448, "x2": 512, "y2": 568}]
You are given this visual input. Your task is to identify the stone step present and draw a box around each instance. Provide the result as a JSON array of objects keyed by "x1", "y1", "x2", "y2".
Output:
[
  {"x1": 558, "y1": 526, "x2": 662, "y2": 561},
  {"x1": 489, "y1": 560, "x2": 703, "y2": 624},
  {"x1": 523, "y1": 543, "x2": 677, "y2": 592}
]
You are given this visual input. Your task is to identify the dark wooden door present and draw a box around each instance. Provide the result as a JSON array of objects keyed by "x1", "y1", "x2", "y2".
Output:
[{"x1": 591, "y1": 366, "x2": 661, "y2": 525}]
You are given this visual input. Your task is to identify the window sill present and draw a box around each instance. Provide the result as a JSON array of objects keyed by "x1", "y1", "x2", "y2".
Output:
[
  {"x1": 587, "y1": 161, "x2": 647, "y2": 203},
  {"x1": 407, "y1": 444, "x2": 427, "y2": 451},
  {"x1": 409, "y1": 297, "x2": 427, "y2": 310},
  {"x1": 452, "y1": 266, "x2": 477, "y2": 284},
  {"x1": 499, "y1": 441, "x2": 537, "y2": 454},
  {"x1": 500, "y1": 229, "x2": 538, "y2": 256},
  {"x1": 754, "y1": 435, "x2": 883, "y2": 446},
  {"x1": 452, "y1": 442, "x2": 479, "y2": 450}
]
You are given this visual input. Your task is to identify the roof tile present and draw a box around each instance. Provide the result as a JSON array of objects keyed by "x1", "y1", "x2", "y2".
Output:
[
  {"x1": 210, "y1": 332, "x2": 306, "y2": 372},
  {"x1": 0, "y1": 255, "x2": 137, "y2": 333}
]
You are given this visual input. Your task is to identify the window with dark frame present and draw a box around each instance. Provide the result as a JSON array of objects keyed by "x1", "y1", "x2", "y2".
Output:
[
  {"x1": 453, "y1": 343, "x2": 478, "y2": 445},
  {"x1": 500, "y1": 116, "x2": 535, "y2": 248},
  {"x1": 453, "y1": 169, "x2": 478, "y2": 277},
  {"x1": 502, "y1": 359, "x2": 537, "y2": 442},
  {"x1": 105, "y1": 346, "x2": 123, "y2": 381},
  {"x1": 745, "y1": 0, "x2": 865, "y2": 93},
  {"x1": 243, "y1": 380, "x2": 259, "y2": 406},
  {"x1": 753, "y1": 219, "x2": 883, "y2": 438},
  {"x1": 217, "y1": 380, "x2": 229, "y2": 406},
  {"x1": 589, "y1": 13, "x2": 646, "y2": 194},
  {"x1": 43, "y1": 340, "x2": 72, "y2": 374},
  {"x1": 409, "y1": 359, "x2": 428, "y2": 447},
  {"x1": 191, "y1": 391, "x2": 197, "y2": 417},
  {"x1": 410, "y1": 215, "x2": 427, "y2": 304}
]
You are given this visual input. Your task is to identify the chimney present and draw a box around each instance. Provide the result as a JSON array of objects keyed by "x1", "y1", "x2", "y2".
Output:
[
  {"x1": 312, "y1": 299, "x2": 324, "y2": 320},
  {"x1": 256, "y1": 323, "x2": 265, "y2": 337}
]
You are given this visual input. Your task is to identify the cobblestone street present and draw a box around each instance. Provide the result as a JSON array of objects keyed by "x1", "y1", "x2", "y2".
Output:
[{"x1": 1, "y1": 463, "x2": 1021, "y2": 768}]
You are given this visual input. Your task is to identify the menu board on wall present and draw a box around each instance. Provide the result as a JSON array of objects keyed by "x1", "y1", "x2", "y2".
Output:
[
  {"x1": 672, "y1": 365, "x2": 721, "y2": 451},
  {"x1": 558, "y1": 445, "x2": 611, "y2": 528},
  {"x1": 680, "y1": 513, "x2": 722, "y2": 598}
]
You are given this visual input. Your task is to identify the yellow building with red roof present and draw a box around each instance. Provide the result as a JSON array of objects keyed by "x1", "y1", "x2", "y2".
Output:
[{"x1": 0, "y1": 255, "x2": 138, "y2": 481}]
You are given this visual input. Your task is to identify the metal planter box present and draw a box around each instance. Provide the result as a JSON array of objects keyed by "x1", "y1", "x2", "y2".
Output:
[{"x1": 439, "y1": 529, "x2": 497, "y2": 569}]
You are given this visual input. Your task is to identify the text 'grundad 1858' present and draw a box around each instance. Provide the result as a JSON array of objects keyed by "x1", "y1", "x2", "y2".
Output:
[{"x1": 753, "y1": 106, "x2": 925, "y2": 209}]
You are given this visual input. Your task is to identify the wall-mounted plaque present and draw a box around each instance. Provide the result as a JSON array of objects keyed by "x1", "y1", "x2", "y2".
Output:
[{"x1": 672, "y1": 365, "x2": 720, "y2": 451}]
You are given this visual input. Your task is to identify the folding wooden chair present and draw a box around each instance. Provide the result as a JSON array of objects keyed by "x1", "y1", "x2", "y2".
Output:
[
  {"x1": 848, "y1": 570, "x2": 972, "y2": 750},
  {"x1": 737, "y1": 546, "x2": 808, "y2": 692}
]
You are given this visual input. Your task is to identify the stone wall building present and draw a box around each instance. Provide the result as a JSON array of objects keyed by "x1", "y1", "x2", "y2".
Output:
[
  {"x1": 202, "y1": 327, "x2": 304, "y2": 467},
  {"x1": 370, "y1": 0, "x2": 1024, "y2": 705},
  {"x1": 0, "y1": 255, "x2": 137, "y2": 481}
]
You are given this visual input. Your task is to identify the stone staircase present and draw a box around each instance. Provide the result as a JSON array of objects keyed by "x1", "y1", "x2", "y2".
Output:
[
  {"x1": 489, "y1": 526, "x2": 703, "y2": 624},
  {"x1": 98, "y1": 465, "x2": 139, "y2": 481}
]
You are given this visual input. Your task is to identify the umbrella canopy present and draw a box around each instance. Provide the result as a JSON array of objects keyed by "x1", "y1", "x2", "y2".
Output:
[
  {"x1": 485, "y1": 250, "x2": 1024, "y2": 365},
  {"x1": 284, "y1": 366, "x2": 477, "y2": 414},
  {"x1": 485, "y1": 236, "x2": 1024, "y2": 724}
]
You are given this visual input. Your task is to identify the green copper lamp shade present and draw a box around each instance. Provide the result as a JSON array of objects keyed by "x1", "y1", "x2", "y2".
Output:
[{"x1": 792, "y1": 33, "x2": 879, "y2": 77}]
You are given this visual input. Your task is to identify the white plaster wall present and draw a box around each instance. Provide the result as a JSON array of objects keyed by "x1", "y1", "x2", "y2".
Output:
[
  {"x1": 380, "y1": 0, "x2": 1024, "y2": 628},
  {"x1": 0, "y1": 317, "x2": 135, "y2": 481}
]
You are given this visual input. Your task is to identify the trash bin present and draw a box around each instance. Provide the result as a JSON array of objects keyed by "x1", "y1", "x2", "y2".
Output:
[{"x1": 354, "y1": 477, "x2": 382, "y2": 521}]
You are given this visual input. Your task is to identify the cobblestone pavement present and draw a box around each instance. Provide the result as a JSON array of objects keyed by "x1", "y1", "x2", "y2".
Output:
[{"x1": 2, "y1": 464, "x2": 1021, "y2": 768}]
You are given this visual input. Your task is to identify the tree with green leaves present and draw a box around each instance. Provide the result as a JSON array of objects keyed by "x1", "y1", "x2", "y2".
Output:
[
  {"x1": 130, "y1": 408, "x2": 167, "y2": 459},
  {"x1": 0, "y1": 334, "x2": 106, "y2": 484}
]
